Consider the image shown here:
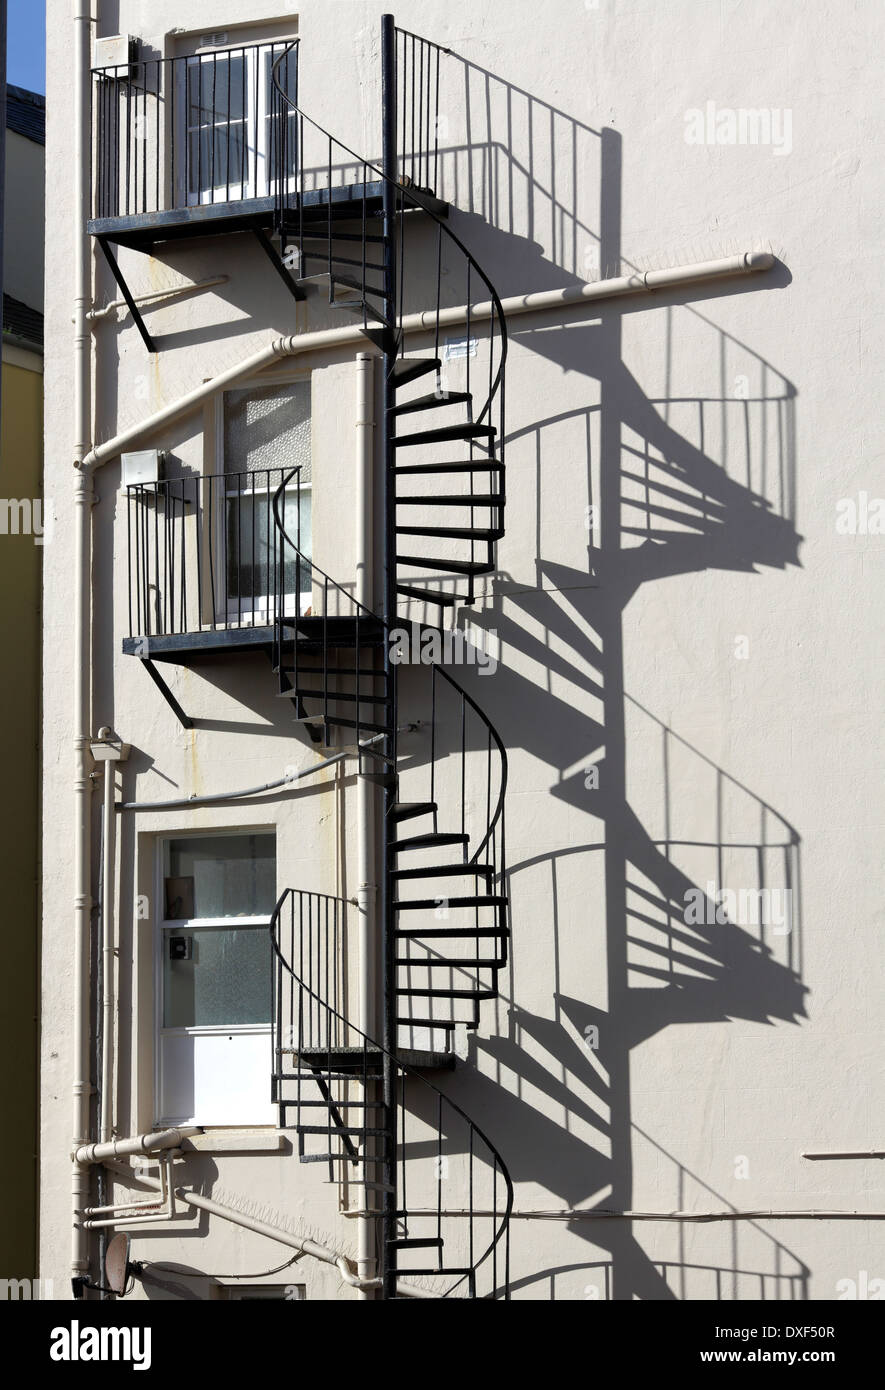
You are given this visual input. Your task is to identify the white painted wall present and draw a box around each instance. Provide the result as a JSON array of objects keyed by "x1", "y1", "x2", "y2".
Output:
[{"x1": 41, "y1": 0, "x2": 884, "y2": 1300}]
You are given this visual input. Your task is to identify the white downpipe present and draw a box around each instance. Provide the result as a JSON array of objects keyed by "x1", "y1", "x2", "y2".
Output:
[
  {"x1": 354, "y1": 351, "x2": 378, "y2": 1299},
  {"x1": 100, "y1": 1161, "x2": 436, "y2": 1297},
  {"x1": 82, "y1": 253, "x2": 774, "y2": 473},
  {"x1": 355, "y1": 351, "x2": 377, "y2": 1040},
  {"x1": 94, "y1": 730, "x2": 129, "y2": 1145},
  {"x1": 100, "y1": 756, "x2": 113, "y2": 1143},
  {"x1": 71, "y1": 0, "x2": 95, "y2": 1286}
]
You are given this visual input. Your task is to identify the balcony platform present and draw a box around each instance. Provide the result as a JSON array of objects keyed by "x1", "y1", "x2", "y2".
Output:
[
  {"x1": 88, "y1": 182, "x2": 447, "y2": 252},
  {"x1": 122, "y1": 614, "x2": 385, "y2": 665}
]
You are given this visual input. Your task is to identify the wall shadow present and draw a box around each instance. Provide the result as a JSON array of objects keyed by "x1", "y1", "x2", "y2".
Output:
[{"x1": 396, "y1": 47, "x2": 806, "y2": 1300}]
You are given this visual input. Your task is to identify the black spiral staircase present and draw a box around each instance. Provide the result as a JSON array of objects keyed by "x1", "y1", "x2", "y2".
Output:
[{"x1": 264, "y1": 19, "x2": 512, "y2": 1298}]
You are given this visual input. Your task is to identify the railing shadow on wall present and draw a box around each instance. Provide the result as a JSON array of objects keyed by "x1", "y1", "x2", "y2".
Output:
[{"x1": 381, "y1": 39, "x2": 805, "y2": 1298}]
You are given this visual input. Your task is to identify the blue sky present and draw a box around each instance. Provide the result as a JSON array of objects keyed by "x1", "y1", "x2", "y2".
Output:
[{"x1": 7, "y1": 0, "x2": 46, "y2": 96}]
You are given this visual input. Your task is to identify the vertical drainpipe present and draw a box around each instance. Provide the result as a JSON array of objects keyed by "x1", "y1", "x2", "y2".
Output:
[
  {"x1": 99, "y1": 755, "x2": 114, "y2": 1143},
  {"x1": 93, "y1": 731, "x2": 129, "y2": 1144},
  {"x1": 355, "y1": 351, "x2": 377, "y2": 1297},
  {"x1": 71, "y1": 0, "x2": 95, "y2": 1288},
  {"x1": 379, "y1": 12, "x2": 398, "y2": 1303}
]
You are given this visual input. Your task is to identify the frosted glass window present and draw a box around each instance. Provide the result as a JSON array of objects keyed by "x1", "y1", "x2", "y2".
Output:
[
  {"x1": 164, "y1": 926, "x2": 271, "y2": 1027},
  {"x1": 224, "y1": 382, "x2": 311, "y2": 482},
  {"x1": 164, "y1": 833, "x2": 276, "y2": 919}
]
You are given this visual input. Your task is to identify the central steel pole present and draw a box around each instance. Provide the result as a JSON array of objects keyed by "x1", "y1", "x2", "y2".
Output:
[{"x1": 379, "y1": 11, "x2": 399, "y2": 1302}]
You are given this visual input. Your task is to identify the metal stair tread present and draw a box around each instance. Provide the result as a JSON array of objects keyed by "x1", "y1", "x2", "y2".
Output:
[
  {"x1": 394, "y1": 925, "x2": 506, "y2": 939},
  {"x1": 395, "y1": 584, "x2": 459, "y2": 606},
  {"x1": 397, "y1": 986, "x2": 497, "y2": 999},
  {"x1": 393, "y1": 422, "x2": 497, "y2": 447},
  {"x1": 391, "y1": 356, "x2": 443, "y2": 387},
  {"x1": 391, "y1": 390, "x2": 472, "y2": 416},
  {"x1": 394, "y1": 459, "x2": 503, "y2": 474},
  {"x1": 387, "y1": 1237, "x2": 444, "y2": 1249},
  {"x1": 395, "y1": 555, "x2": 493, "y2": 575},
  {"x1": 396, "y1": 493, "x2": 505, "y2": 507},
  {"x1": 392, "y1": 831, "x2": 469, "y2": 851},
  {"x1": 395, "y1": 524, "x2": 502, "y2": 540},
  {"x1": 391, "y1": 862, "x2": 494, "y2": 880},
  {"x1": 394, "y1": 894, "x2": 508, "y2": 909}
]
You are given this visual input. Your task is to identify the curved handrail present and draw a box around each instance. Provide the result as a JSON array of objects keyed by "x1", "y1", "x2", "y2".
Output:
[
  {"x1": 432, "y1": 663, "x2": 508, "y2": 873},
  {"x1": 269, "y1": 43, "x2": 507, "y2": 428},
  {"x1": 271, "y1": 887, "x2": 513, "y2": 1299},
  {"x1": 272, "y1": 466, "x2": 377, "y2": 624}
]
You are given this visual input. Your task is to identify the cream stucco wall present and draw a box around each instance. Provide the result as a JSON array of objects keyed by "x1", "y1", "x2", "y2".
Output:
[{"x1": 41, "y1": 0, "x2": 884, "y2": 1300}]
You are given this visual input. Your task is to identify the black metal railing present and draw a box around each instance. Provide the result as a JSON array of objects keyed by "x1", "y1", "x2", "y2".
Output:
[
  {"x1": 126, "y1": 465, "x2": 308, "y2": 639},
  {"x1": 394, "y1": 27, "x2": 450, "y2": 193},
  {"x1": 272, "y1": 890, "x2": 350, "y2": 1066},
  {"x1": 91, "y1": 39, "x2": 299, "y2": 220},
  {"x1": 270, "y1": 42, "x2": 507, "y2": 614},
  {"x1": 271, "y1": 467, "x2": 385, "y2": 743},
  {"x1": 391, "y1": 660, "x2": 509, "y2": 1050},
  {"x1": 271, "y1": 887, "x2": 512, "y2": 1298}
]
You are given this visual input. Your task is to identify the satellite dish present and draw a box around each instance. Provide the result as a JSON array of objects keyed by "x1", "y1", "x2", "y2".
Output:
[{"x1": 105, "y1": 1233, "x2": 131, "y2": 1295}]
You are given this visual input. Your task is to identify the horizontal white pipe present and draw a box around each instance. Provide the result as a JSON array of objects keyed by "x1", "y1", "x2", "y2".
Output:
[
  {"x1": 87, "y1": 276, "x2": 230, "y2": 322},
  {"x1": 75, "y1": 1128, "x2": 197, "y2": 1165},
  {"x1": 83, "y1": 252, "x2": 773, "y2": 471},
  {"x1": 405, "y1": 251, "x2": 775, "y2": 333},
  {"x1": 83, "y1": 327, "x2": 361, "y2": 469},
  {"x1": 117, "y1": 732, "x2": 386, "y2": 812},
  {"x1": 101, "y1": 1161, "x2": 436, "y2": 1296},
  {"x1": 398, "y1": 1206, "x2": 885, "y2": 1221}
]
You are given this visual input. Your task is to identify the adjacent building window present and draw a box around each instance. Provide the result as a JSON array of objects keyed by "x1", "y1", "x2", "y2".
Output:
[
  {"x1": 218, "y1": 379, "x2": 312, "y2": 623},
  {"x1": 157, "y1": 831, "x2": 277, "y2": 1125}
]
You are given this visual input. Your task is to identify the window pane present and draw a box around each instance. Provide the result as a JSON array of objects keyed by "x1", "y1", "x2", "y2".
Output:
[
  {"x1": 188, "y1": 56, "x2": 246, "y2": 126},
  {"x1": 226, "y1": 491, "x2": 311, "y2": 602},
  {"x1": 188, "y1": 125, "x2": 246, "y2": 195},
  {"x1": 187, "y1": 57, "x2": 248, "y2": 194},
  {"x1": 264, "y1": 50, "x2": 298, "y2": 182},
  {"x1": 265, "y1": 49, "x2": 297, "y2": 106},
  {"x1": 224, "y1": 382, "x2": 311, "y2": 482},
  {"x1": 165, "y1": 833, "x2": 276, "y2": 919},
  {"x1": 164, "y1": 925, "x2": 271, "y2": 1027}
]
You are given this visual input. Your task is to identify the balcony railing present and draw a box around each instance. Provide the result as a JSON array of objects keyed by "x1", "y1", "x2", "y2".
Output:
[
  {"x1": 91, "y1": 30, "x2": 455, "y2": 226},
  {"x1": 91, "y1": 39, "x2": 299, "y2": 221},
  {"x1": 126, "y1": 466, "x2": 309, "y2": 639}
]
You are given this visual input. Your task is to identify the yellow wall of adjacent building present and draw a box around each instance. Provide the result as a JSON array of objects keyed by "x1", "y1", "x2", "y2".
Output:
[{"x1": 0, "y1": 352, "x2": 42, "y2": 1277}]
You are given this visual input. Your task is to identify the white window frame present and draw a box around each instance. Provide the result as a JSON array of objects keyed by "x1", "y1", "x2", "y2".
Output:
[
  {"x1": 175, "y1": 42, "x2": 297, "y2": 207},
  {"x1": 155, "y1": 829, "x2": 277, "y2": 1127}
]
